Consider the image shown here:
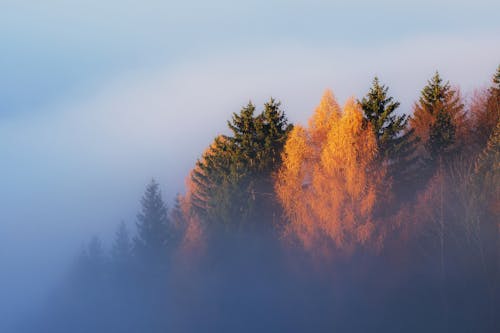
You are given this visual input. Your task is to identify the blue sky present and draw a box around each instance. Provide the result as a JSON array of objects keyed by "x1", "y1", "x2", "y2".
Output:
[{"x1": 0, "y1": 0, "x2": 499, "y2": 326}]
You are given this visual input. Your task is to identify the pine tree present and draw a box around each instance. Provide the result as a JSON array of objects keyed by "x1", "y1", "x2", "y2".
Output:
[
  {"x1": 427, "y1": 108, "x2": 456, "y2": 158},
  {"x1": 471, "y1": 65, "x2": 500, "y2": 149},
  {"x1": 87, "y1": 236, "x2": 106, "y2": 272},
  {"x1": 111, "y1": 221, "x2": 132, "y2": 267},
  {"x1": 359, "y1": 77, "x2": 418, "y2": 195},
  {"x1": 72, "y1": 236, "x2": 107, "y2": 291},
  {"x1": 168, "y1": 194, "x2": 187, "y2": 247},
  {"x1": 493, "y1": 65, "x2": 500, "y2": 90},
  {"x1": 360, "y1": 77, "x2": 404, "y2": 155},
  {"x1": 190, "y1": 135, "x2": 241, "y2": 224},
  {"x1": 474, "y1": 119, "x2": 500, "y2": 215},
  {"x1": 133, "y1": 179, "x2": 170, "y2": 262},
  {"x1": 257, "y1": 98, "x2": 293, "y2": 175},
  {"x1": 410, "y1": 71, "x2": 465, "y2": 164},
  {"x1": 189, "y1": 99, "x2": 291, "y2": 229}
]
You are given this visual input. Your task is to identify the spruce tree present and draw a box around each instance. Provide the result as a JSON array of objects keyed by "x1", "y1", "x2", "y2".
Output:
[
  {"x1": 190, "y1": 99, "x2": 291, "y2": 229},
  {"x1": 111, "y1": 221, "x2": 132, "y2": 267},
  {"x1": 410, "y1": 71, "x2": 464, "y2": 164},
  {"x1": 427, "y1": 108, "x2": 456, "y2": 159},
  {"x1": 258, "y1": 98, "x2": 293, "y2": 174},
  {"x1": 359, "y1": 77, "x2": 418, "y2": 194},
  {"x1": 360, "y1": 77, "x2": 403, "y2": 152},
  {"x1": 493, "y1": 65, "x2": 500, "y2": 91},
  {"x1": 133, "y1": 179, "x2": 170, "y2": 262},
  {"x1": 168, "y1": 195, "x2": 187, "y2": 247}
]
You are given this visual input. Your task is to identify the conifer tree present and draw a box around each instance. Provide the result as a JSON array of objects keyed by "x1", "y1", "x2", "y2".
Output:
[
  {"x1": 111, "y1": 221, "x2": 132, "y2": 267},
  {"x1": 427, "y1": 108, "x2": 456, "y2": 158},
  {"x1": 474, "y1": 119, "x2": 500, "y2": 214},
  {"x1": 189, "y1": 99, "x2": 291, "y2": 229},
  {"x1": 190, "y1": 135, "x2": 242, "y2": 224},
  {"x1": 493, "y1": 65, "x2": 500, "y2": 91},
  {"x1": 134, "y1": 179, "x2": 170, "y2": 262},
  {"x1": 257, "y1": 99, "x2": 292, "y2": 173},
  {"x1": 471, "y1": 65, "x2": 500, "y2": 149},
  {"x1": 410, "y1": 72, "x2": 465, "y2": 164},
  {"x1": 360, "y1": 77, "x2": 405, "y2": 155},
  {"x1": 359, "y1": 77, "x2": 418, "y2": 194},
  {"x1": 72, "y1": 236, "x2": 107, "y2": 293}
]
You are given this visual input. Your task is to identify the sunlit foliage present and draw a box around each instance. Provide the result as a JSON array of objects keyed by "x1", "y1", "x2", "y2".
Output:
[{"x1": 276, "y1": 91, "x2": 388, "y2": 251}]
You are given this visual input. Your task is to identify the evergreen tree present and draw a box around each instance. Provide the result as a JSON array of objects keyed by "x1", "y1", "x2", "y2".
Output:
[
  {"x1": 256, "y1": 98, "x2": 292, "y2": 175},
  {"x1": 359, "y1": 77, "x2": 418, "y2": 195},
  {"x1": 427, "y1": 107, "x2": 456, "y2": 159},
  {"x1": 493, "y1": 65, "x2": 500, "y2": 91},
  {"x1": 474, "y1": 119, "x2": 500, "y2": 209},
  {"x1": 360, "y1": 77, "x2": 404, "y2": 155},
  {"x1": 191, "y1": 135, "x2": 240, "y2": 224},
  {"x1": 86, "y1": 235, "x2": 106, "y2": 275},
  {"x1": 133, "y1": 179, "x2": 170, "y2": 262},
  {"x1": 190, "y1": 99, "x2": 291, "y2": 229},
  {"x1": 111, "y1": 221, "x2": 132, "y2": 268},
  {"x1": 168, "y1": 194, "x2": 187, "y2": 247},
  {"x1": 410, "y1": 72, "x2": 465, "y2": 164}
]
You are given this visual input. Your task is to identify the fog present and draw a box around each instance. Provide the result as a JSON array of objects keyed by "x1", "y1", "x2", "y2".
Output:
[{"x1": 1, "y1": 0, "x2": 500, "y2": 332}]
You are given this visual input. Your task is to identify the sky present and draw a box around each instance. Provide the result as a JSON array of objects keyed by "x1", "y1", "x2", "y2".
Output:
[{"x1": 0, "y1": 0, "x2": 499, "y2": 326}]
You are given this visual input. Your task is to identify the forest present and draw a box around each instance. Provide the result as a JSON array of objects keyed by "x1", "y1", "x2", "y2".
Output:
[{"x1": 19, "y1": 67, "x2": 499, "y2": 332}]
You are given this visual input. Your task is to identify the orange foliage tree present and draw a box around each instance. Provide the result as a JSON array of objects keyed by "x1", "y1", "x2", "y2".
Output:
[{"x1": 276, "y1": 91, "x2": 389, "y2": 252}]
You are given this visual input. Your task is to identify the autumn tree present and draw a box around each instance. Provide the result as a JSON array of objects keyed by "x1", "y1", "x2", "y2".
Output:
[{"x1": 276, "y1": 91, "x2": 388, "y2": 252}]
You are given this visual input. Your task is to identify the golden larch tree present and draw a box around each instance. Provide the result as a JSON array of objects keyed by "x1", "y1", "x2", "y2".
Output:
[{"x1": 276, "y1": 92, "x2": 388, "y2": 252}]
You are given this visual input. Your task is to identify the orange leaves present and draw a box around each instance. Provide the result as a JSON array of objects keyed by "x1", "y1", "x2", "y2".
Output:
[
  {"x1": 276, "y1": 92, "x2": 388, "y2": 252},
  {"x1": 309, "y1": 90, "x2": 341, "y2": 148}
]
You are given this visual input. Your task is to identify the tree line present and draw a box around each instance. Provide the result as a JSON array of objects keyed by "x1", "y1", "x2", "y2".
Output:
[{"x1": 33, "y1": 66, "x2": 499, "y2": 333}]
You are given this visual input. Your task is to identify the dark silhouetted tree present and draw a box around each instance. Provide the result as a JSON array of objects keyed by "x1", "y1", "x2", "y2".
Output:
[
  {"x1": 470, "y1": 65, "x2": 500, "y2": 149},
  {"x1": 134, "y1": 179, "x2": 170, "y2": 263},
  {"x1": 410, "y1": 72, "x2": 465, "y2": 170},
  {"x1": 111, "y1": 221, "x2": 132, "y2": 270},
  {"x1": 359, "y1": 77, "x2": 418, "y2": 196},
  {"x1": 189, "y1": 99, "x2": 291, "y2": 230}
]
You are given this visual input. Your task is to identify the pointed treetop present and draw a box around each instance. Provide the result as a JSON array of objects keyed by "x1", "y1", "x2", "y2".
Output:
[
  {"x1": 342, "y1": 97, "x2": 364, "y2": 127},
  {"x1": 309, "y1": 89, "x2": 340, "y2": 144},
  {"x1": 134, "y1": 179, "x2": 170, "y2": 258},
  {"x1": 420, "y1": 71, "x2": 451, "y2": 110},
  {"x1": 111, "y1": 221, "x2": 132, "y2": 262},
  {"x1": 493, "y1": 65, "x2": 500, "y2": 89}
]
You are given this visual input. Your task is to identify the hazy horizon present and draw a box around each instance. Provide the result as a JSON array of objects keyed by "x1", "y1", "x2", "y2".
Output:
[{"x1": 1, "y1": 1, "x2": 499, "y2": 331}]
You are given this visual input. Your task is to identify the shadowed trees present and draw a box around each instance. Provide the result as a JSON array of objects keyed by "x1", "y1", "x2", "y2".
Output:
[
  {"x1": 36, "y1": 66, "x2": 500, "y2": 333},
  {"x1": 134, "y1": 179, "x2": 171, "y2": 265},
  {"x1": 359, "y1": 77, "x2": 418, "y2": 197},
  {"x1": 410, "y1": 72, "x2": 466, "y2": 166},
  {"x1": 189, "y1": 98, "x2": 291, "y2": 231}
]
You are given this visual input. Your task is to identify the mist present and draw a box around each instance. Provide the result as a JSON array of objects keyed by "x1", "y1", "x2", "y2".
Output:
[{"x1": 1, "y1": 1, "x2": 500, "y2": 332}]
